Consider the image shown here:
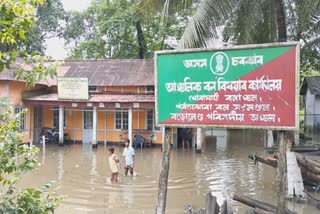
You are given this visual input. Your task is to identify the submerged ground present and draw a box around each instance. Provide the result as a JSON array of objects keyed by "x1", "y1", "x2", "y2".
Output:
[{"x1": 20, "y1": 130, "x2": 318, "y2": 213}]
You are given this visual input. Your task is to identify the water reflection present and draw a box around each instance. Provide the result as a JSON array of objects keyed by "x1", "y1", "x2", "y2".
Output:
[
  {"x1": 57, "y1": 148, "x2": 64, "y2": 182},
  {"x1": 19, "y1": 130, "x2": 319, "y2": 214}
]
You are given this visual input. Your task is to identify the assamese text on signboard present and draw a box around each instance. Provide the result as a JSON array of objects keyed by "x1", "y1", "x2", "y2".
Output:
[{"x1": 155, "y1": 42, "x2": 299, "y2": 130}]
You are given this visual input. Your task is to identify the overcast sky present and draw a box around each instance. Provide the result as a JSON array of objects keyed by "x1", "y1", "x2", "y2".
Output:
[{"x1": 45, "y1": 0, "x2": 92, "y2": 60}]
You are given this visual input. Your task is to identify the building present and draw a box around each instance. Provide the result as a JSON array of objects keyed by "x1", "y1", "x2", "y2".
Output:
[
  {"x1": 300, "y1": 76, "x2": 320, "y2": 137},
  {"x1": 0, "y1": 59, "x2": 164, "y2": 146}
]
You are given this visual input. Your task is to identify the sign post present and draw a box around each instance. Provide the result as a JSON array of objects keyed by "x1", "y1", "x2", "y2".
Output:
[{"x1": 154, "y1": 42, "x2": 299, "y2": 213}]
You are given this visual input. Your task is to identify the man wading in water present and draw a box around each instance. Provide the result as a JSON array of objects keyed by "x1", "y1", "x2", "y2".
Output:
[{"x1": 123, "y1": 139, "x2": 135, "y2": 176}]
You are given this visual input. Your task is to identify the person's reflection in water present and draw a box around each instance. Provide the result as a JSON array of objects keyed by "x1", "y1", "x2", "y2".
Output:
[{"x1": 57, "y1": 148, "x2": 64, "y2": 182}]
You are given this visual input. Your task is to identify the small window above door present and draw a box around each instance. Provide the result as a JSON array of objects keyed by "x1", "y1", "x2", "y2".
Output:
[
  {"x1": 146, "y1": 86, "x2": 154, "y2": 93},
  {"x1": 89, "y1": 86, "x2": 98, "y2": 93}
]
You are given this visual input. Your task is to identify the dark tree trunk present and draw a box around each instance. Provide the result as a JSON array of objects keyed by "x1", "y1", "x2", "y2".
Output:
[
  {"x1": 136, "y1": 20, "x2": 146, "y2": 59},
  {"x1": 274, "y1": 0, "x2": 287, "y2": 42}
]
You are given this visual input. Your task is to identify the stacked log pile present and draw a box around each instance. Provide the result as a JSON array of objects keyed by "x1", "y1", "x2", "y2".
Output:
[{"x1": 249, "y1": 153, "x2": 320, "y2": 184}]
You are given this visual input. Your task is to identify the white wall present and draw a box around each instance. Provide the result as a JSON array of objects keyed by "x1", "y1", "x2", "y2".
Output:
[
  {"x1": 305, "y1": 89, "x2": 315, "y2": 127},
  {"x1": 314, "y1": 95, "x2": 320, "y2": 127}
]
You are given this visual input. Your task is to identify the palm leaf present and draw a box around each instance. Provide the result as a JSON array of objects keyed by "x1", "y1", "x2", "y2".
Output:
[{"x1": 178, "y1": 0, "x2": 237, "y2": 48}]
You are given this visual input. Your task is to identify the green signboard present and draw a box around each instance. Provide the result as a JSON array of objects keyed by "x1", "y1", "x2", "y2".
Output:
[{"x1": 155, "y1": 42, "x2": 299, "y2": 130}]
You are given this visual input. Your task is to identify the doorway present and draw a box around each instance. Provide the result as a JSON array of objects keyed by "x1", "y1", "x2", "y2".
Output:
[
  {"x1": 33, "y1": 106, "x2": 42, "y2": 143},
  {"x1": 177, "y1": 128, "x2": 194, "y2": 149},
  {"x1": 83, "y1": 108, "x2": 93, "y2": 144}
]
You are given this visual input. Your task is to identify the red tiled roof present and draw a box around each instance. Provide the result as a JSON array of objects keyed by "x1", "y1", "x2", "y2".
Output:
[{"x1": 24, "y1": 93, "x2": 155, "y2": 103}]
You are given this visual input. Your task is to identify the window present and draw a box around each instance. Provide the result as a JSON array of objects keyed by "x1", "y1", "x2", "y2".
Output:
[
  {"x1": 115, "y1": 109, "x2": 128, "y2": 130},
  {"x1": 146, "y1": 86, "x2": 154, "y2": 93},
  {"x1": 146, "y1": 109, "x2": 160, "y2": 131},
  {"x1": 89, "y1": 86, "x2": 98, "y2": 92},
  {"x1": 53, "y1": 107, "x2": 66, "y2": 129},
  {"x1": 83, "y1": 108, "x2": 93, "y2": 129},
  {"x1": 147, "y1": 110, "x2": 153, "y2": 130},
  {"x1": 14, "y1": 106, "x2": 25, "y2": 131}
]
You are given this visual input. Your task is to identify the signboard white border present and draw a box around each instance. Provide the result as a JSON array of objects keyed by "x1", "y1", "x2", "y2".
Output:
[
  {"x1": 57, "y1": 76, "x2": 89, "y2": 100},
  {"x1": 154, "y1": 42, "x2": 300, "y2": 130}
]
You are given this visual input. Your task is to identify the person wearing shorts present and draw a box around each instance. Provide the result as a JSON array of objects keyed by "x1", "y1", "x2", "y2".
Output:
[{"x1": 123, "y1": 139, "x2": 135, "y2": 176}]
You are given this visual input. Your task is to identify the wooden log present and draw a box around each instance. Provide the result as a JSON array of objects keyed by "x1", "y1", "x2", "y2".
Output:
[
  {"x1": 205, "y1": 192, "x2": 220, "y2": 214},
  {"x1": 233, "y1": 194, "x2": 296, "y2": 214},
  {"x1": 155, "y1": 127, "x2": 171, "y2": 214},
  {"x1": 295, "y1": 152, "x2": 320, "y2": 171},
  {"x1": 300, "y1": 165, "x2": 320, "y2": 183},
  {"x1": 254, "y1": 208, "x2": 275, "y2": 214},
  {"x1": 292, "y1": 147, "x2": 320, "y2": 152},
  {"x1": 220, "y1": 200, "x2": 228, "y2": 214},
  {"x1": 233, "y1": 194, "x2": 275, "y2": 212},
  {"x1": 248, "y1": 154, "x2": 278, "y2": 168}
]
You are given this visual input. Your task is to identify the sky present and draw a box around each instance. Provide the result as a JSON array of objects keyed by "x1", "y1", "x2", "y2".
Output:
[{"x1": 45, "y1": 0, "x2": 92, "y2": 60}]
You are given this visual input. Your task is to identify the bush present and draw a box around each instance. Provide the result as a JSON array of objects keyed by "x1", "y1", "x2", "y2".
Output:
[{"x1": 0, "y1": 98, "x2": 62, "y2": 213}]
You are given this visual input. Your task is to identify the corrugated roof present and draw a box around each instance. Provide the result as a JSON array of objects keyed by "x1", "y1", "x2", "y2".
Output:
[
  {"x1": 301, "y1": 76, "x2": 320, "y2": 95},
  {"x1": 62, "y1": 59, "x2": 154, "y2": 86},
  {"x1": 1, "y1": 59, "x2": 155, "y2": 87},
  {"x1": 24, "y1": 93, "x2": 155, "y2": 103}
]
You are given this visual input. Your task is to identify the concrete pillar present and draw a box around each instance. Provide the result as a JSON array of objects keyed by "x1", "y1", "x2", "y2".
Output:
[
  {"x1": 267, "y1": 130, "x2": 274, "y2": 148},
  {"x1": 173, "y1": 128, "x2": 178, "y2": 149},
  {"x1": 104, "y1": 111, "x2": 107, "y2": 145},
  {"x1": 58, "y1": 105, "x2": 64, "y2": 145},
  {"x1": 92, "y1": 106, "x2": 97, "y2": 147},
  {"x1": 196, "y1": 128, "x2": 202, "y2": 152},
  {"x1": 294, "y1": 131, "x2": 299, "y2": 146},
  {"x1": 128, "y1": 108, "x2": 133, "y2": 147}
]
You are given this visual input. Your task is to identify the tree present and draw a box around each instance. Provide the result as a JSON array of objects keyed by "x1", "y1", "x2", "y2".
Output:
[
  {"x1": 0, "y1": 0, "x2": 59, "y2": 86},
  {"x1": 0, "y1": 0, "x2": 65, "y2": 55},
  {"x1": 0, "y1": 0, "x2": 61, "y2": 212},
  {"x1": 25, "y1": 0, "x2": 65, "y2": 54},
  {"x1": 64, "y1": 0, "x2": 193, "y2": 59},
  {"x1": 178, "y1": 0, "x2": 320, "y2": 70},
  {"x1": 0, "y1": 98, "x2": 61, "y2": 213}
]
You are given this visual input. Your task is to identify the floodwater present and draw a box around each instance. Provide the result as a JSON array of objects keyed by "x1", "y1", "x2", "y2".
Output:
[{"x1": 20, "y1": 130, "x2": 319, "y2": 213}]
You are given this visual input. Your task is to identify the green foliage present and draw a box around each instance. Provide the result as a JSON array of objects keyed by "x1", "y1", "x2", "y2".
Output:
[
  {"x1": 0, "y1": 0, "x2": 61, "y2": 87},
  {"x1": 175, "y1": 0, "x2": 320, "y2": 70},
  {"x1": 0, "y1": 0, "x2": 39, "y2": 68},
  {"x1": 0, "y1": 98, "x2": 62, "y2": 213},
  {"x1": 300, "y1": 66, "x2": 320, "y2": 88},
  {"x1": 64, "y1": 0, "x2": 192, "y2": 59},
  {"x1": 0, "y1": 1, "x2": 62, "y2": 212},
  {"x1": 24, "y1": 0, "x2": 66, "y2": 54}
]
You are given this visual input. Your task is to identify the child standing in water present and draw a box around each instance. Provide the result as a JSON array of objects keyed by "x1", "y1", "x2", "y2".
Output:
[{"x1": 108, "y1": 147, "x2": 119, "y2": 182}]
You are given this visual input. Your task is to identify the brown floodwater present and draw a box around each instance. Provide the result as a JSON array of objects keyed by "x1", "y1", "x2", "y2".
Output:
[{"x1": 20, "y1": 130, "x2": 319, "y2": 213}]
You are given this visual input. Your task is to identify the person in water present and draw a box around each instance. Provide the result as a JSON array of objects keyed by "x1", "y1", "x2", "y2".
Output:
[
  {"x1": 123, "y1": 139, "x2": 135, "y2": 176},
  {"x1": 108, "y1": 147, "x2": 119, "y2": 182}
]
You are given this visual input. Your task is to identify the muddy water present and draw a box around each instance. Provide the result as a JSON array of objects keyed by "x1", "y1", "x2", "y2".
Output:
[{"x1": 20, "y1": 130, "x2": 319, "y2": 213}]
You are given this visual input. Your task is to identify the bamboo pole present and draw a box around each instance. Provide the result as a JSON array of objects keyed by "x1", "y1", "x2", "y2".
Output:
[{"x1": 155, "y1": 127, "x2": 171, "y2": 214}]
